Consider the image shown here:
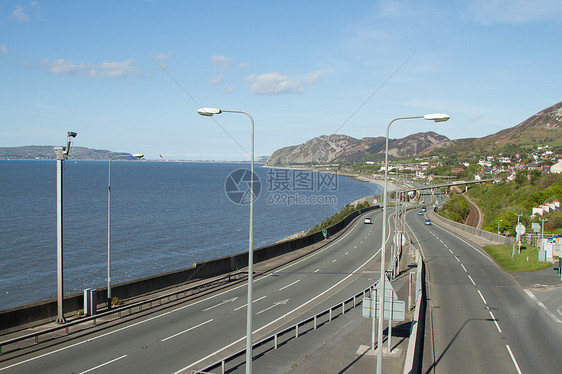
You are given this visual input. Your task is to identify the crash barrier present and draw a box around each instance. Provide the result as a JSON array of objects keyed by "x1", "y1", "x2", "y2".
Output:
[
  {"x1": 402, "y1": 254, "x2": 425, "y2": 374},
  {"x1": 0, "y1": 205, "x2": 378, "y2": 333},
  {"x1": 428, "y1": 209, "x2": 513, "y2": 246},
  {"x1": 192, "y1": 285, "x2": 376, "y2": 374},
  {"x1": 0, "y1": 272, "x2": 245, "y2": 356}
]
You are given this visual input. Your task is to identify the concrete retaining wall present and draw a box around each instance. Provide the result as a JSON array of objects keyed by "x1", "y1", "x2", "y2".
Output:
[
  {"x1": 429, "y1": 209, "x2": 513, "y2": 247},
  {"x1": 0, "y1": 205, "x2": 378, "y2": 332}
]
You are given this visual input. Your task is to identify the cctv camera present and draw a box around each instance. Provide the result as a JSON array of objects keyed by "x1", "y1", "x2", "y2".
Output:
[{"x1": 67, "y1": 131, "x2": 77, "y2": 138}]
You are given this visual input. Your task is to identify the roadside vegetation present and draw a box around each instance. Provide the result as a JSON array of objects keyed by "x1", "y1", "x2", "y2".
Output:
[
  {"x1": 466, "y1": 172, "x2": 562, "y2": 236},
  {"x1": 308, "y1": 201, "x2": 372, "y2": 234},
  {"x1": 437, "y1": 190, "x2": 470, "y2": 223},
  {"x1": 483, "y1": 244, "x2": 552, "y2": 272}
]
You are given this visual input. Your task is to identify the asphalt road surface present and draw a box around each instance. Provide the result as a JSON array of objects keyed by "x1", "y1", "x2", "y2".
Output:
[
  {"x1": 0, "y1": 210, "x2": 389, "y2": 374},
  {"x1": 411, "y1": 210, "x2": 562, "y2": 373}
]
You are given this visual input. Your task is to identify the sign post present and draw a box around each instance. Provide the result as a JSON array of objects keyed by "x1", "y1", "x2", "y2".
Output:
[{"x1": 516, "y1": 223, "x2": 525, "y2": 255}]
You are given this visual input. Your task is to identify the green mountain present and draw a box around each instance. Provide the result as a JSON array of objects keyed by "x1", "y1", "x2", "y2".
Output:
[{"x1": 426, "y1": 101, "x2": 562, "y2": 156}]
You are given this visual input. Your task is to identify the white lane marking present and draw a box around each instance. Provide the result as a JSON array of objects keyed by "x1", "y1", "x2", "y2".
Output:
[
  {"x1": 467, "y1": 275, "x2": 476, "y2": 286},
  {"x1": 455, "y1": 256, "x2": 461, "y2": 263},
  {"x1": 477, "y1": 290, "x2": 487, "y2": 305},
  {"x1": 233, "y1": 295, "x2": 267, "y2": 311},
  {"x1": 272, "y1": 217, "x2": 363, "y2": 274},
  {"x1": 332, "y1": 259, "x2": 337, "y2": 263},
  {"x1": 448, "y1": 249, "x2": 454, "y2": 255},
  {"x1": 345, "y1": 252, "x2": 349, "y2": 255},
  {"x1": 256, "y1": 299, "x2": 289, "y2": 315},
  {"x1": 161, "y1": 319, "x2": 214, "y2": 342},
  {"x1": 488, "y1": 311, "x2": 502, "y2": 333},
  {"x1": 279, "y1": 279, "x2": 301, "y2": 291},
  {"x1": 506, "y1": 345, "x2": 523, "y2": 374},
  {"x1": 175, "y1": 239, "x2": 384, "y2": 373},
  {"x1": 461, "y1": 264, "x2": 468, "y2": 273},
  {"x1": 0, "y1": 214, "x2": 373, "y2": 372},
  {"x1": 78, "y1": 355, "x2": 128, "y2": 374},
  {"x1": 314, "y1": 269, "x2": 320, "y2": 273},
  {"x1": 203, "y1": 297, "x2": 238, "y2": 311},
  {"x1": 523, "y1": 289, "x2": 562, "y2": 323}
]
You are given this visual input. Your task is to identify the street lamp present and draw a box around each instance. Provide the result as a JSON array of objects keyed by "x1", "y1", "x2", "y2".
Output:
[
  {"x1": 377, "y1": 113, "x2": 449, "y2": 373},
  {"x1": 497, "y1": 219, "x2": 503, "y2": 235},
  {"x1": 197, "y1": 107, "x2": 255, "y2": 374},
  {"x1": 107, "y1": 153, "x2": 144, "y2": 309},
  {"x1": 54, "y1": 131, "x2": 77, "y2": 324}
]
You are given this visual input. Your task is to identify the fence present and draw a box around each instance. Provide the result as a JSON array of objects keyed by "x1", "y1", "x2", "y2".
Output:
[{"x1": 192, "y1": 286, "x2": 376, "y2": 374}]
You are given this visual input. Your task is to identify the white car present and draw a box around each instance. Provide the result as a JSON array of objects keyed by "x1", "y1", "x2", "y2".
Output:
[{"x1": 364, "y1": 217, "x2": 372, "y2": 224}]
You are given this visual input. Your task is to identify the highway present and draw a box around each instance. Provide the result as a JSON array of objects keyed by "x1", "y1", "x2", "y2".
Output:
[
  {"x1": 0, "y1": 210, "x2": 387, "y2": 373},
  {"x1": 410, "y1": 209, "x2": 562, "y2": 373}
]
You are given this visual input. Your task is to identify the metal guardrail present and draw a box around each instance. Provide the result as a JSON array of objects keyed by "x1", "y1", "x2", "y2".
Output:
[
  {"x1": 0, "y1": 272, "x2": 245, "y2": 356},
  {"x1": 192, "y1": 285, "x2": 377, "y2": 374},
  {"x1": 0, "y1": 205, "x2": 377, "y2": 356}
]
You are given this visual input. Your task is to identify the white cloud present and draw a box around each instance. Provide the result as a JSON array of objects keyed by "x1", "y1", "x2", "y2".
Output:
[
  {"x1": 211, "y1": 55, "x2": 234, "y2": 71},
  {"x1": 243, "y1": 69, "x2": 332, "y2": 95},
  {"x1": 208, "y1": 75, "x2": 223, "y2": 85},
  {"x1": 39, "y1": 58, "x2": 139, "y2": 78},
  {"x1": 238, "y1": 62, "x2": 250, "y2": 69},
  {"x1": 244, "y1": 72, "x2": 302, "y2": 95},
  {"x1": 306, "y1": 69, "x2": 333, "y2": 83},
  {"x1": 0, "y1": 44, "x2": 8, "y2": 55},
  {"x1": 11, "y1": 6, "x2": 30, "y2": 22},
  {"x1": 467, "y1": 0, "x2": 562, "y2": 24}
]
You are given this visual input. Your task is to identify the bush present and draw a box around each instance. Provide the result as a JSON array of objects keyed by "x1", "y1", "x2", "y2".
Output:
[
  {"x1": 308, "y1": 200, "x2": 372, "y2": 234},
  {"x1": 439, "y1": 192, "x2": 469, "y2": 223}
]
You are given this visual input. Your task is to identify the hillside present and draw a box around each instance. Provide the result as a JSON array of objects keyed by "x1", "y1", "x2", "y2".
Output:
[
  {"x1": 0, "y1": 146, "x2": 137, "y2": 161},
  {"x1": 266, "y1": 101, "x2": 562, "y2": 166},
  {"x1": 427, "y1": 101, "x2": 562, "y2": 155},
  {"x1": 266, "y1": 131, "x2": 448, "y2": 166}
]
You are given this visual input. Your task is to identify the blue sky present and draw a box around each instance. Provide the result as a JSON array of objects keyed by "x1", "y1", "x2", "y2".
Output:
[{"x1": 1, "y1": 1, "x2": 561, "y2": 160}]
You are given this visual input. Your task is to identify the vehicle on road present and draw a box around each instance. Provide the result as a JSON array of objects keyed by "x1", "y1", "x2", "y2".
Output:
[
  {"x1": 364, "y1": 217, "x2": 372, "y2": 224},
  {"x1": 425, "y1": 218, "x2": 432, "y2": 225},
  {"x1": 418, "y1": 210, "x2": 424, "y2": 215},
  {"x1": 421, "y1": 206, "x2": 427, "y2": 212}
]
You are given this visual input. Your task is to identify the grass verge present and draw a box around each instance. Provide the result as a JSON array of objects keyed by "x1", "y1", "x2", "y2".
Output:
[{"x1": 483, "y1": 244, "x2": 553, "y2": 273}]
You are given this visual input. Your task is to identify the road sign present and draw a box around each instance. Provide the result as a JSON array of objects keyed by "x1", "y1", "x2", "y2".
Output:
[
  {"x1": 532, "y1": 223, "x2": 540, "y2": 233},
  {"x1": 373, "y1": 275, "x2": 398, "y2": 301},
  {"x1": 362, "y1": 297, "x2": 405, "y2": 321},
  {"x1": 515, "y1": 223, "x2": 526, "y2": 235},
  {"x1": 393, "y1": 233, "x2": 406, "y2": 246}
]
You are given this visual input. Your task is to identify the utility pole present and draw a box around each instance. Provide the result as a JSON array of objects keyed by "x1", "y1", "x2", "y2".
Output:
[{"x1": 54, "y1": 131, "x2": 77, "y2": 324}]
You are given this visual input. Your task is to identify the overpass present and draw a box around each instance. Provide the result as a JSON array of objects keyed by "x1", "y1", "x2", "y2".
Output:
[{"x1": 400, "y1": 178, "x2": 496, "y2": 195}]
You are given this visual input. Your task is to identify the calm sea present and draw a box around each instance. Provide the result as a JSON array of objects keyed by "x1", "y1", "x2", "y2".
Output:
[{"x1": 0, "y1": 160, "x2": 380, "y2": 310}]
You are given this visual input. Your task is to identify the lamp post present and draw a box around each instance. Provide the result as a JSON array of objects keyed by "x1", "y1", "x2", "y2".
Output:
[
  {"x1": 53, "y1": 131, "x2": 77, "y2": 324},
  {"x1": 377, "y1": 113, "x2": 449, "y2": 373},
  {"x1": 497, "y1": 219, "x2": 503, "y2": 235},
  {"x1": 197, "y1": 107, "x2": 255, "y2": 374},
  {"x1": 107, "y1": 153, "x2": 144, "y2": 309}
]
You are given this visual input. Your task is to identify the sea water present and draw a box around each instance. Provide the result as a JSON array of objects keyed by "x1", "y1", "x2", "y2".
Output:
[{"x1": 0, "y1": 160, "x2": 380, "y2": 310}]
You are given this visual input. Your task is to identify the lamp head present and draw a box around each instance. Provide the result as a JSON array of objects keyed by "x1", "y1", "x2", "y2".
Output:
[
  {"x1": 67, "y1": 131, "x2": 77, "y2": 138},
  {"x1": 423, "y1": 113, "x2": 450, "y2": 122},
  {"x1": 132, "y1": 154, "x2": 144, "y2": 159},
  {"x1": 197, "y1": 107, "x2": 222, "y2": 117}
]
